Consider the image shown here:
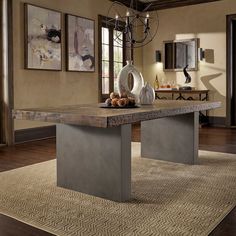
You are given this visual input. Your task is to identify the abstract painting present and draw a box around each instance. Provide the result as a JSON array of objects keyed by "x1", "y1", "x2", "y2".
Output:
[
  {"x1": 25, "y1": 4, "x2": 62, "y2": 70},
  {"x1": 66, "y1": 14, "x2": 95, "y2": 72}
]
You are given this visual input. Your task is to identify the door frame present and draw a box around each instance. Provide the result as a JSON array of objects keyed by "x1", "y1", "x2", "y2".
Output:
[
  {"x1": 0, "y1": 0, "x2": 3, "y2": 143},
  {"x1": 226, "y1": 14, "x2": 236, "y2": 127},
  {"x1": 0, "y1": 0, "x2": 14, "y2": 145}
]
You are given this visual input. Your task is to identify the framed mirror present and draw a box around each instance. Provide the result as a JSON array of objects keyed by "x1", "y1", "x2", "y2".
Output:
[{"x1": 163, "y1": 38, "x2": 199, "y2": 72}]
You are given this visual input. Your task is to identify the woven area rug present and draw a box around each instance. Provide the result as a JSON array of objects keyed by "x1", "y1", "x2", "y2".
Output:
[{"x1": 0, "y1": 143, "x2": 235, "y2": 236}]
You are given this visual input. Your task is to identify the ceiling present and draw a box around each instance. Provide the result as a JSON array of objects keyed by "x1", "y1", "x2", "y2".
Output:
[{"x1": 111, "y1": 0, "x2": 222, "y2": 11}]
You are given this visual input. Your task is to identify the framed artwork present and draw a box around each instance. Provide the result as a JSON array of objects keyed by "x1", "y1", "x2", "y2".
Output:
[
  {"x1": 25, "y1": 4, "x2": 62, "y2": 70},
  {"x1": 66, "y1": 14, "x2": 95, "y2": 72}
]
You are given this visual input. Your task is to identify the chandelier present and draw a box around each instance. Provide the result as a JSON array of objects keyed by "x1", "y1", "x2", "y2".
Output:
[{"x1": 106, "y1": 0, "x2": 159, "y2": 48}]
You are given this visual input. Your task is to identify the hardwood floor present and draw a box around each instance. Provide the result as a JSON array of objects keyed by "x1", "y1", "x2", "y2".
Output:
[
  {"x1": 0, "y1": 126, "x2": 235, "y2": 236},
  {"x1": 199, "y1": 127, "x2": 236, "y2": 154},
  {"x1": 0, "y1": 139, "x2": 55, "y2": 172}
]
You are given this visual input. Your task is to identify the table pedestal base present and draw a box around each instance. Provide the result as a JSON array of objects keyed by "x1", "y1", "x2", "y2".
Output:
[
  {"x1": 57, "y1": 124, "x2": 131, "y2": 202},
  {"x1": 141, "y1": 112, "x2": 199, "y2": 164}
]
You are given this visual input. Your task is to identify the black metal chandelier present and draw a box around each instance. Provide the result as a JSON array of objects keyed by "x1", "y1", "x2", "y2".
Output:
[{"x1": 107, "y1": 0, "x2": 159, "y2": 48}]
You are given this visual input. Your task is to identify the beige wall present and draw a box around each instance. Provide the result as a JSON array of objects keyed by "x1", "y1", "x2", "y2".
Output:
[
  {"x1": 14, "y1": 0, "x2": 232, "y2": 130},
  {"x1": 13, "y1": 0, "x2": 139, "y2": 130},
  {"x1": 142, "y1": 0, "x2": 236, "y2": 117}
]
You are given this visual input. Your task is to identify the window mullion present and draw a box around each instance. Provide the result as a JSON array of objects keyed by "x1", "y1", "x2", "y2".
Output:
[
  {"x1": 123, "y1": 32, "x2": 126, "y2": 66},
  {"x1": 109, "y1": 27, "x2": 114, "y2": 94}
]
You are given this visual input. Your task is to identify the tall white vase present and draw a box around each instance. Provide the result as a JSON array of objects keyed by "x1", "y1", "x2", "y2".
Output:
[{"x1": 117, "y1": 61, "x2": 144, "y2": 102}]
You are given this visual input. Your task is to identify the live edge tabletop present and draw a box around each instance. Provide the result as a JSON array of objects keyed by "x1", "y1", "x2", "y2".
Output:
[{"x1": 13, "y1": 100, "x2": 221, "y2": 128}]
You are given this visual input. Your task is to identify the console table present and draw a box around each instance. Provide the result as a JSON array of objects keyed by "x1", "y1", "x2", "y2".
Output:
[
  {"x1": 13, "y1": 100, "x2": 220, "y2": 202},
  {"x1": 155, "y1": 89, "x2": 209, "y2": 101}
]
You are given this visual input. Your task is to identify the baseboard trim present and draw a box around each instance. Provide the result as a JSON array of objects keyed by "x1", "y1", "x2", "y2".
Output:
[
  {"x1": 14, "y1": 125, "x2": 56, "y2": 143},
  {"x1": 13, "y1": 116, "x2": 227, "y2": 143},
  {"x1": 208, "y1": 116, "x2": 226, "y2": 127}
]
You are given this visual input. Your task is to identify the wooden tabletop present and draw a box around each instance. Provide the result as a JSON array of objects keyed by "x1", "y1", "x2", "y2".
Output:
[{"x1": 13, "y1": 100, "x2": 221, "y2": 128}]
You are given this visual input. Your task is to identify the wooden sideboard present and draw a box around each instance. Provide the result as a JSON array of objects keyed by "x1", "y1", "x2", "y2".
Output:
[{"x1": 155, "y1": 89, "x2": 210, "y2": 124}]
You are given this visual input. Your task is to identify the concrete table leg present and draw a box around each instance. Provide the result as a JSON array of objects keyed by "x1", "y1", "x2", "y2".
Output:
[
  {"x1": 57, "y1": 124, "x2": 131, "y2": 202},
  {"x1": 141, "y1": 112, "x2": 199, "y2": 165}
]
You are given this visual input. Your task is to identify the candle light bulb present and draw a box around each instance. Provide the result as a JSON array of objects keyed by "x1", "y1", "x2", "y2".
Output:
[
  {"x1": 145, "y1": 12, "x2": 150, "y2": 30},
  {"x1": 115, "y1": 14, "x2": 119, "y2": 30},
  {"x1": 126, "y1": 10, "x2": 130, "y2": 27}
]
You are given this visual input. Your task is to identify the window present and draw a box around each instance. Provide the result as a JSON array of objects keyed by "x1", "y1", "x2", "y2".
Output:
[
  {"x1": 101, "y1": 27, "x2": 110, "y2": 95},
  {"x1": 98, "y1": 15, "x2": 127, "y2": 101}
]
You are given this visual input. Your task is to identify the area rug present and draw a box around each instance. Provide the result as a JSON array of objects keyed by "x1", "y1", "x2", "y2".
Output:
[{"x1": 0, "y1": 143, "x2": 235, "y2": 236}]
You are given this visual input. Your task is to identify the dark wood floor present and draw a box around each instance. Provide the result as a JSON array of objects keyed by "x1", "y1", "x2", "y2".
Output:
[{"x1": 0, "y1": 126, "x2": 235, "y2": 236}]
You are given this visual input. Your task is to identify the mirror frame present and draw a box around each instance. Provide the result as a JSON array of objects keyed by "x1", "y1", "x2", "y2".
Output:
[{"x1": 163, "y1": 38, "x2": 199, "y2": 72}]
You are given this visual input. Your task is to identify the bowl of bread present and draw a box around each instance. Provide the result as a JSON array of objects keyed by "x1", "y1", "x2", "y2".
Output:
[{"x1": 101, "y1": 92, "x2": 138, "y2": 108}]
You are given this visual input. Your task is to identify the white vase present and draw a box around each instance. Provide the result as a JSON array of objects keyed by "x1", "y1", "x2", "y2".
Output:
[
  {"x1": 139, "y1": 82, "x2": 155, "y2": 105},
  {"x1": 117, "y1": 61, "x2": 144, "y2": 103}
]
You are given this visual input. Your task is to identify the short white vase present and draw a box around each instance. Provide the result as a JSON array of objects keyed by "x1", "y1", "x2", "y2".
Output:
[
  {"x1": 139, "y1": 82, "x2": 155, "y2": 105},
  {"x1": 117, "y1": 61, "x2": 144, "y2": 103}
]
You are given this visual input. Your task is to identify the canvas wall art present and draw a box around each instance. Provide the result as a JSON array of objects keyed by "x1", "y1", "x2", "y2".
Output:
[
  {"x1": 25, "y1": 4, "x2": 62, "y2": 70},
  {"x1": 66, "y1": 14, "x2": 95, "y2": 72}
]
